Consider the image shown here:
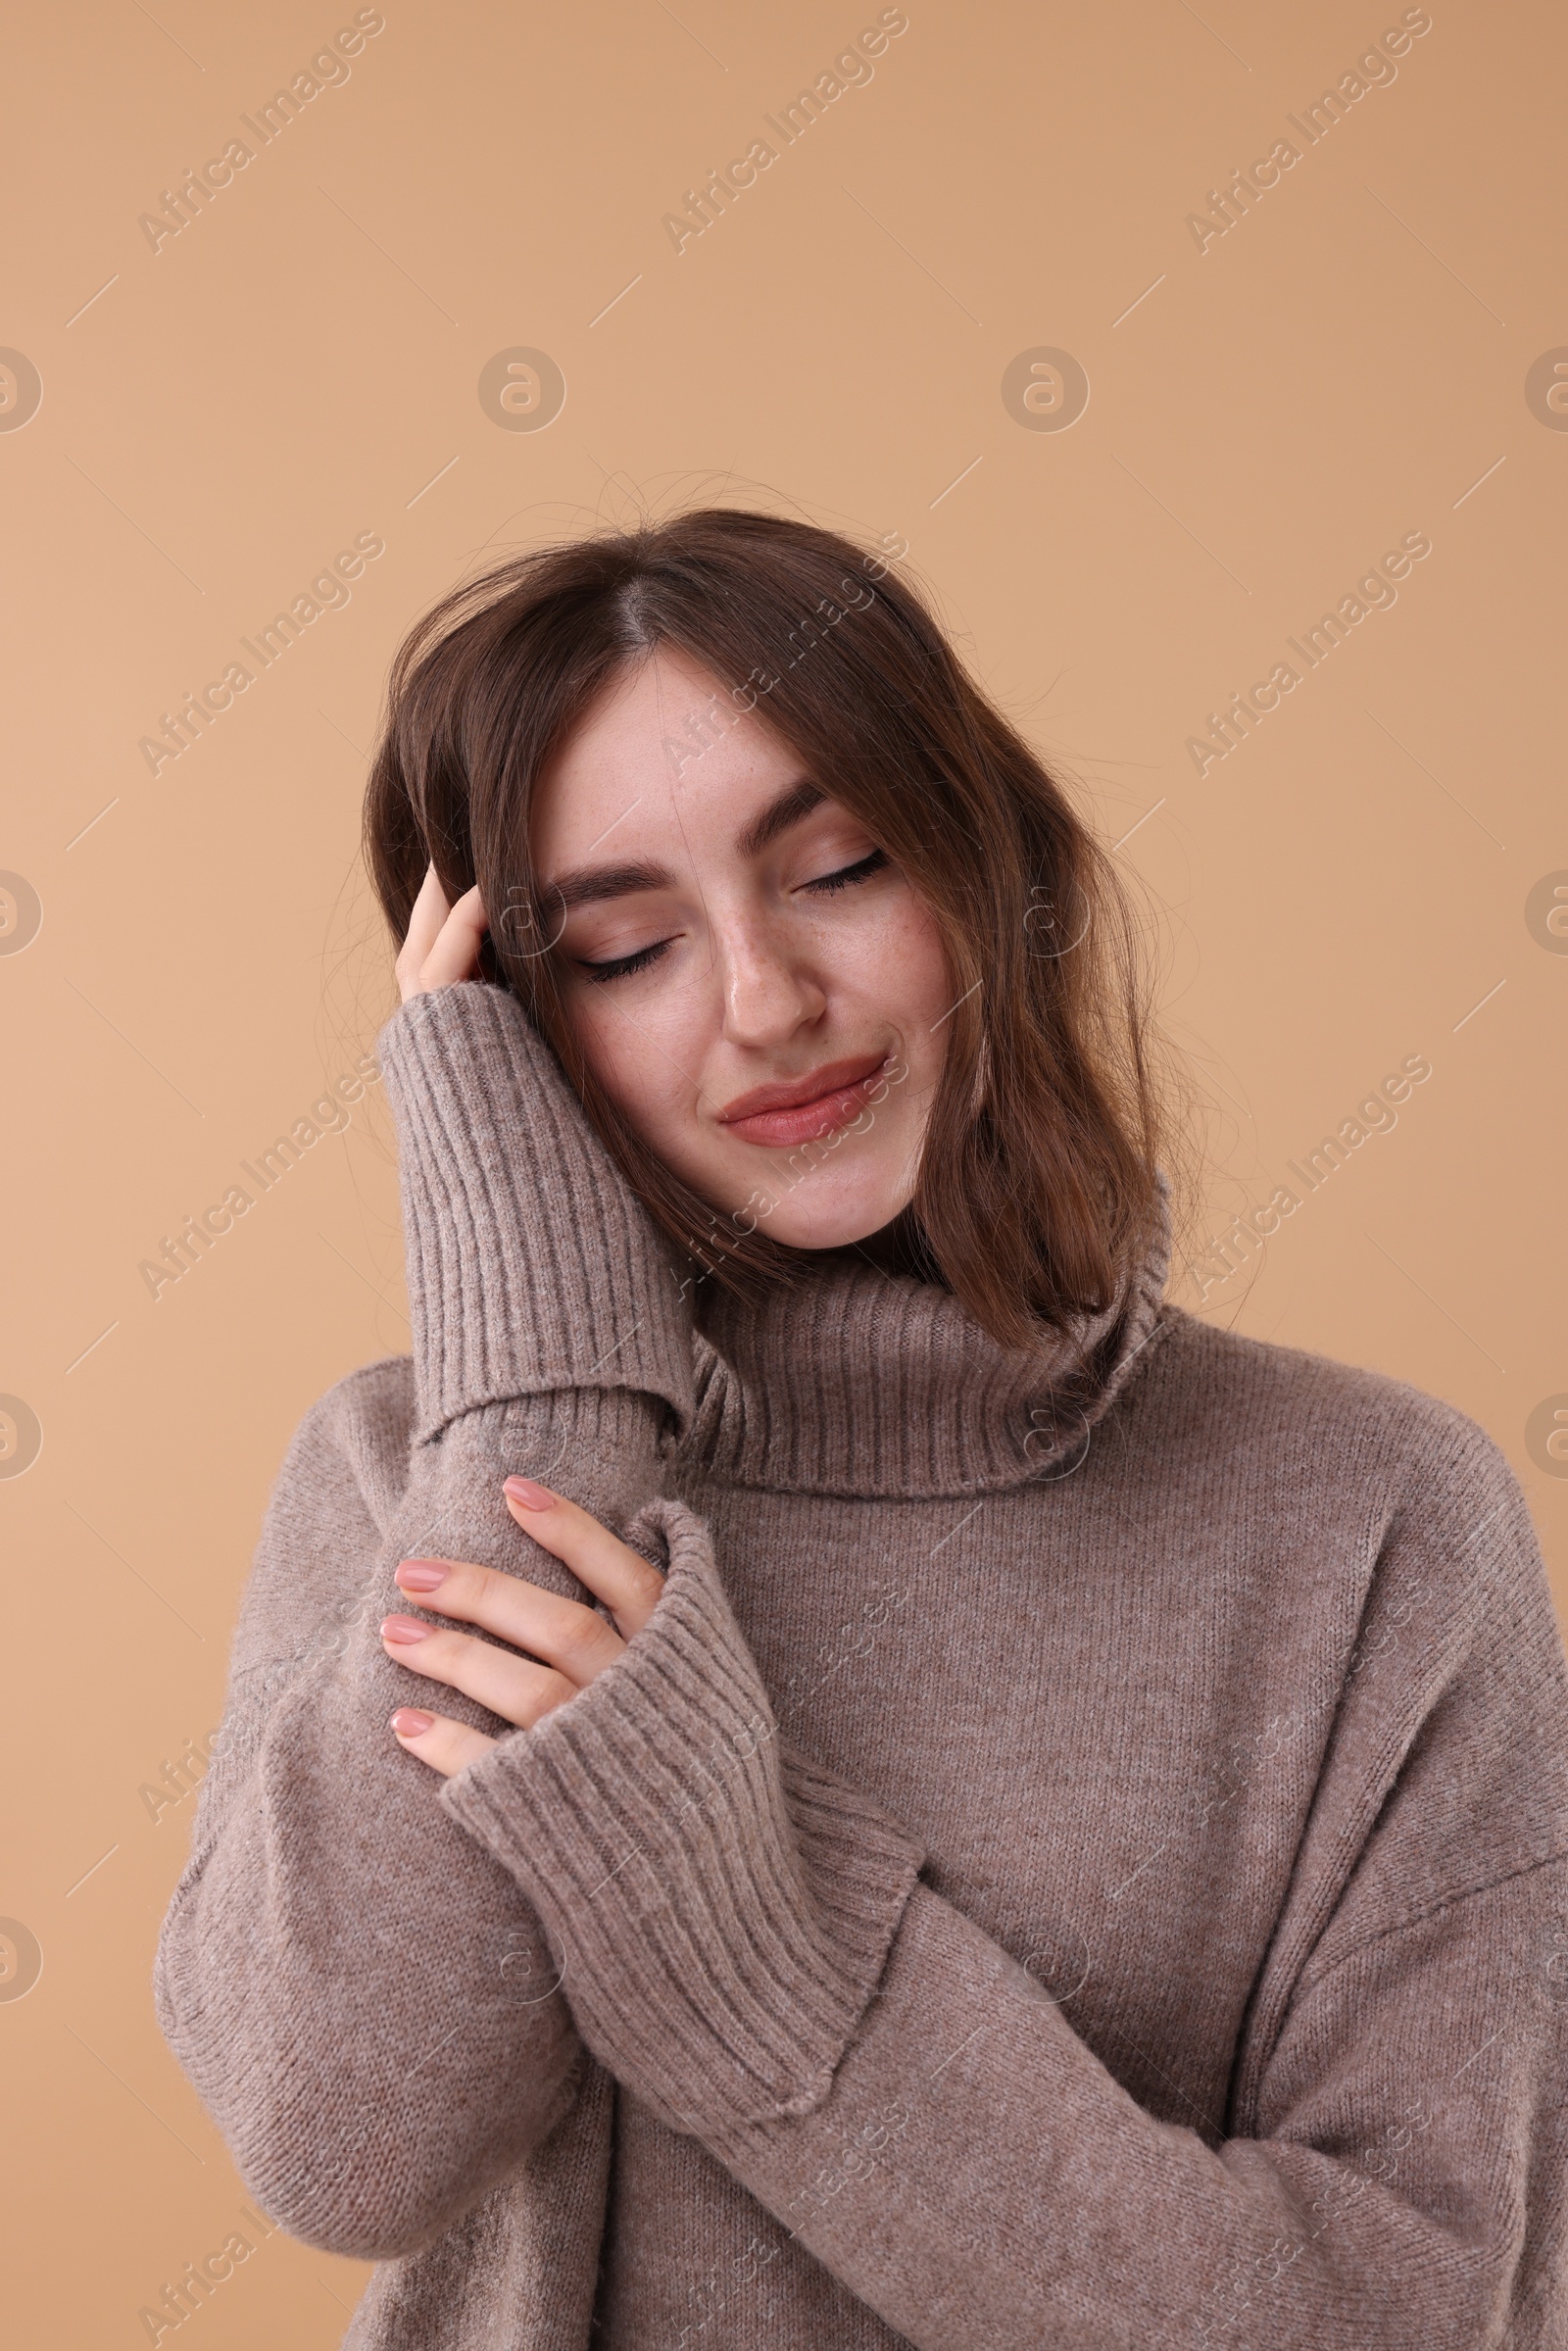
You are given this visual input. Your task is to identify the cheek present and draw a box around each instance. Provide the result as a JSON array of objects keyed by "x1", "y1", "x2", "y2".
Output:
[
  {"x1": 562, "y1": 988, "x2": 704, "y2": 1150},
  {"x1": 840, "y1": 890, "x2": 955, "y2": 1061}
]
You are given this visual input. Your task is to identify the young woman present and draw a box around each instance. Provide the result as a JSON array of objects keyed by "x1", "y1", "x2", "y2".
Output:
[{"x1": 156, "y1": 509, "x2": 1568, "y2": 2350}]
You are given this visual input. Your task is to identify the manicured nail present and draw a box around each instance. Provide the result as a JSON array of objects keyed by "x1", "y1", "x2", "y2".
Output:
[
  {"x1": 504, "y1": 1476, "x2": 557, "y2": 1511},
  {"x1": 381, "y1": 1614, "x2": 432, "y2": 1643},
  {"x1": 391, "y1": 1708, "x2": 435, "y2": 1737},
  {"x1": 396, "y1": 1560, "x2": 449, "y2": 1592}
]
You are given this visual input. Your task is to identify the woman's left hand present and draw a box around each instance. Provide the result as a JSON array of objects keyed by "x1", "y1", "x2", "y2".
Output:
[{"x1": 382, "y1": 1477, "x2": 668, "y2": 1777}]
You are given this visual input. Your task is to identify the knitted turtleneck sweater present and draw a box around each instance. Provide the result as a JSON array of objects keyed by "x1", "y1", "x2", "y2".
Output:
[{"x1": 155, "y1": 983, "x2": 1568, "y2": 2351}]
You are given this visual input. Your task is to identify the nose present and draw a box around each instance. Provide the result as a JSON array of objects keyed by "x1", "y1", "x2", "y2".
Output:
[{"x1": 713, "y1": 910, "x2": 827, "y2": 1049}]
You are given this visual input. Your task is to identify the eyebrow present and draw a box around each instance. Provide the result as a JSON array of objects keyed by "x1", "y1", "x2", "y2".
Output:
[{"x1": 540, "y1": 777, "x2": 828, "y2": 912}]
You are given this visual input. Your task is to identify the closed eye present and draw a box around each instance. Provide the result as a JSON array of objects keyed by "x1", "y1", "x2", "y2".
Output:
[
  {"x1": 579, "y1": 937, "x2": 677, "y2": 985},
  {"x1": 801, "y1": 847, "x2": 890, "y2": 896}
]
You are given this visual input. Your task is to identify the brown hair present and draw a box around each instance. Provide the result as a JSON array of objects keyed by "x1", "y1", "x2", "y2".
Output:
[{"x1": 365, "y1": 505, "x2": 1183, "y2": 1355}]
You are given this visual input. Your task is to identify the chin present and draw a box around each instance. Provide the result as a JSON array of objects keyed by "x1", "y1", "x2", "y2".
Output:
[{"x1": 748, "y1": 1166, "x2": 913, "y2": 1252}]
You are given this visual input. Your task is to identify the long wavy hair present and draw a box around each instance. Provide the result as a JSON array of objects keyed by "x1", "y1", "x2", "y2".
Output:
[{"x1": 365, "y1": 505, "x2": 1184, "y2": 1354}]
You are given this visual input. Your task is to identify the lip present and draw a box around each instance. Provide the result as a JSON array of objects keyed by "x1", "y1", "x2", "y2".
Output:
[{"x1": 717, "y1": 1052, "x2": 893, "y2": 1149}]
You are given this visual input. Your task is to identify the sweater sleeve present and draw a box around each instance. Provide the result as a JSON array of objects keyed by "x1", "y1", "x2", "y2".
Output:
[
  {"x1": 699, "y1": 1856, "x2": 1568, "y2": 2350},
  {"x1": 440, "y1": 1419, "x2": 1568, "y2": 2349},
  {"x1": 439, "y1": 1494, "x2": 929, "y2": 2138},
  {"x1": 152, "y1": 982, "x2": 696, "y2": 2263}
]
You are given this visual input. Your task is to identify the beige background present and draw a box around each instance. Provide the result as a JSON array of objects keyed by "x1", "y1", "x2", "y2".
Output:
[{"x1": 3, "y1": 0, "x2": 1565, "y2": 2339}]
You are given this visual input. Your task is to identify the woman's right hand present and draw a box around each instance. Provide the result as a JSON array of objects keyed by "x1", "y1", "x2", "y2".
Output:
[{"x1": 396, "y1": 860, "x2": 490, "y2": 1002}]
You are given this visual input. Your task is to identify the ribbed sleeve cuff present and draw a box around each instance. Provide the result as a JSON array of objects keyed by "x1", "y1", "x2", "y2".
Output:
[
  {"x1": 377, "y1": 985, "x2": 697, "y2": 1445},
  {"x1": 439, "y1": 1495, "x2": 927, "y2": 2137}
]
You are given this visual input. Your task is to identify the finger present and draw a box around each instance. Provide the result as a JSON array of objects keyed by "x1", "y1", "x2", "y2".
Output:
[
  {"x1": 381, "y1": 1613, "x2": 578, "y2": 1728},
  {"x1": 389, "y1": 1706, "x2": 497, "y2": 1779},
  {"x1": 418, "y1": 883, "x2": 489, "y2": 992},
  {"x1": 502, "y1": 1478, "x2": 668, "y2": 1639},
  {"x1": 392, "y1": 1554, "x2": 628, "y2": 1687},
  {"x1": 397, "y1": 862, "x2": 451, "y2": 1000}
]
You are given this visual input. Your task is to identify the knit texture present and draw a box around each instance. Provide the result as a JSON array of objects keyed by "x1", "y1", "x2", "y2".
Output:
[
  {"x1": 687, "y1": 1207, "x2": 1170, "y2": 1495},
  {"x1": 380, "y1": 981, "x2": 695, "y2": 1444},
  {"x1": 442, "y1": 1493, "x2": 927, "y2": 2135},
  {"x1": 154, "y1": 979, "x2": 1568, "y2": 2351}
]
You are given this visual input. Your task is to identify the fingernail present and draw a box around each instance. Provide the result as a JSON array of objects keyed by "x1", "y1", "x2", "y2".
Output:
[
  {"x1": 397, "y1": 1560, "x2": 449, "y2": 1592},
  {"x1": 504, "y1": 1476, "x2": 557, "y2": 1511},
  {"x1": 381, "y1": 1615, "x2": 432, "y2": 1643},
  {"x1": 391, "y1": 1708, "x2": 435, "y2": 1737}
]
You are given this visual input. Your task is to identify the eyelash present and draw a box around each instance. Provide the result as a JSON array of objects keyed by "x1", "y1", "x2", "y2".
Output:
[
  {"x1": 579, "y1": 848, "x2": 891, "y2": 985},
  {"x1": 807, "y1": 846, "x2": 888, "y2": 896}
]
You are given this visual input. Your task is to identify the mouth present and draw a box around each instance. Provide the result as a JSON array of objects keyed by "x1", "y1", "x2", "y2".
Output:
[{"x1": 716, "y1": 1051, "x2": 894, "y2": 1149}]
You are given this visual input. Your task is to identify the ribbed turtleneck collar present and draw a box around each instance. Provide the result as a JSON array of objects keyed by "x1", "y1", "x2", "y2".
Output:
[{"x1": 681, "y1": 1181, "x2": 1173, "y2": 1499}]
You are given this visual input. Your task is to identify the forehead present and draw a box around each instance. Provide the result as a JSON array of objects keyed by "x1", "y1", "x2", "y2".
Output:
[{"x1": 530, "y1": 646, "x2": 806, "y2": 863}]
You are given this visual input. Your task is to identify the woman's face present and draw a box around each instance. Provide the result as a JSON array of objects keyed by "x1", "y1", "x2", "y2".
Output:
[{"x1": 528, "y1": 646, "x2": 955, "y2": 1250}]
